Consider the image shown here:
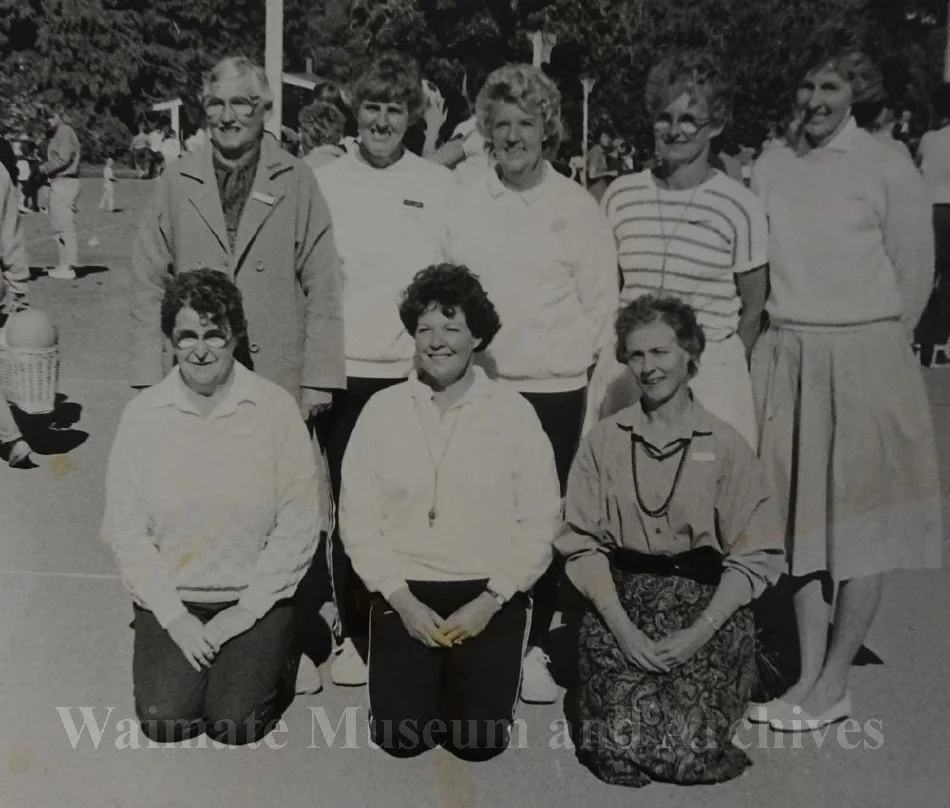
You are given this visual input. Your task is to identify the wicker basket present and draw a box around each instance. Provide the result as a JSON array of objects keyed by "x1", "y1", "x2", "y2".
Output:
[{"x1": 0, "y1": 341, "x2": 60, "y2": 414}]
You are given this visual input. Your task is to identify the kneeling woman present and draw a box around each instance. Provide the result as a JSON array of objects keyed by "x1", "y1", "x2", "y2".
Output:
[
  {"x1": 340, "y1": 264, "x2": 561, "y2": 760},
  {"x1": 102, "y1": 270, "x2": 322, "y2": 745},
  {"x1": 558, "y1": 295, "x2": 784, "y2": 787}
]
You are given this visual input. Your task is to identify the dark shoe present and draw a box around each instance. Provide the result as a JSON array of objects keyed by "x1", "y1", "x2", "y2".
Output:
[{"x1": 1, "y1": 438, "x2": 32, "y2": 467}]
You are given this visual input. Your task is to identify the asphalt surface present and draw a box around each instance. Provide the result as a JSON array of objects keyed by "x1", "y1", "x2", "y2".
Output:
[{"x1": 1, "y1": 177, "x2": 948, "y2": 808}]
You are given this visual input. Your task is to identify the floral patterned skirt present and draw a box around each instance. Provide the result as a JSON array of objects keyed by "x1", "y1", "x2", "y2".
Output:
[{"x1": 575, "y1": 566, "x2": 756, "y2": 787}]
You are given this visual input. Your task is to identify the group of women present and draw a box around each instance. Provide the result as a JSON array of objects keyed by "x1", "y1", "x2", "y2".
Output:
[{"x1": 102, "y1": 22, "x2": 942, "y2": 788}]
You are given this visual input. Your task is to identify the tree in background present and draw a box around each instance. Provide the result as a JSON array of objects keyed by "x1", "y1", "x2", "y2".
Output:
[{"x1": 1, "y1": 0, "x2": 948, "y2": 162}]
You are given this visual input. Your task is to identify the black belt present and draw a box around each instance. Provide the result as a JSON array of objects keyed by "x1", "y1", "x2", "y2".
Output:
[{"x1": 611, "y1": 546, "x2": 722, "y2": 586}]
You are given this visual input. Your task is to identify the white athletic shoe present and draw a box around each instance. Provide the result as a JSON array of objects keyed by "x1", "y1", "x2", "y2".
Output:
[
  {"x1": 48, "y1": 265, "x2": 76, "y2": 280},
  {"x1": 295, "y1": 655, "x2": 323, "y2": 695},
  {"x1": 520, "y1": 646, "x2": 558, "y2": 704},
  {"x1": 330, "y1": 638, "x2": 368, "y2": 686}
]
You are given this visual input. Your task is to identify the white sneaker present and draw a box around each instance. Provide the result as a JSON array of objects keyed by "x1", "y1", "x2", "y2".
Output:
[
  {"x1": 520, "y1": 646, "x2": 558, "y2": 704},
  {"x1": 295, "y1": 655, "x2": 323, "y2": 695},
  {"x1": 330, "y1": 638, "x2": 368, "y2": 686},
  {"x1": 48, "y1": 266, "x2": 76, "y2": 280}
]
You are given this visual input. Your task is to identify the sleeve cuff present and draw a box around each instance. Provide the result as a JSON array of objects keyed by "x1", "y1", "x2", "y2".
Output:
[
  {"x1": 238, "y1": 588, "x2": 274, "y2": 620},
  {"x1": 486, "y1": 575, "x2": 517, "y2": 603},
  {"x1": 377, "y1": 576, "x2": 409, "y2": 600},
  {"x1": 151, "y1": 597, "x2": 187, "y2": 630}
]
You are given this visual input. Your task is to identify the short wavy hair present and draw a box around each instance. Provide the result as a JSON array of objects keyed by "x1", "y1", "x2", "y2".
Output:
[
  {"x1": 645, "y1": 50, "x2": 732, "y2": 126},
  {"x1": 160, "y1": 269, "x2": 248, "y2": 344},
  {"x1": 348, "y1": 52, "x2": 426, "y2": 124},
  {"x1": 398, "y1": 264, "x2": 501, "y2": 352},
  {"x1": 201, "y1": 56, "x2": 273, "y2": 109},
  {"x1": 299, "y1": 101, "x2": 346, "y2": 151},
  {"x1": 476, "y1": 64, "x2": 564, "y2": 152},
  {"x1": 794, "y1": 23, "x2": 885, "y2": 105},
  {"x1": 614, "y1": 294, "x2": 705, "y2": 378}
]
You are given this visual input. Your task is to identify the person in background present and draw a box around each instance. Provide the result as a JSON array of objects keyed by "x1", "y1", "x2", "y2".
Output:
[
  {"x1": 312, "y1": 52, "x2": 456, "y2": 689},
  {"x1": 854, "y1": 99, "x2": 913, "y2": 162},
  {"x1": 39, "y1": 105, "x2": 82, "y2": 280},
  {"x1": 99, "y1": 157, "x2": 116, "y2": 213},
  {"x1": 159, "y1": 127, "x2": 181, "y2": 168},
  {"x1": 340, "y1": 264, "x2": 560, "y2": 759},
  {"x1": 751, "y1": 25, "x2": 941, "y2": 730},
  {"x1": 131, "y1": 124, "x2": 150, "y2": 178},
  {"x1": 0, "y1": 148, "x2": 34, "y2": 467},
  {"x1": 299, "y1": 101, "x2": 346, "y2": 173},
  {"x1": 587, "y1": 50, "x2": 768, "y2": 449},
  {"x1": 103, "y1": 270, "x2": 322, "y2": 745},
  {"x1": 587, "y1": 130, "x2": 618, "y2": 202},
  {"x1": 914, "y1": 82, "x2": 950, "y2": 367},
  {"x1": 147, "y1": 124, "x2": 164, "y2": 178},
  {"x1": 559, "y1": 295, "x2": 783, "y2": 786},
  {"x1": 442, "y1": 64, "x2": 619, "y2": 704},
  {"x1": 429, "y1": 62, "x2": 494, "y2": 185}
]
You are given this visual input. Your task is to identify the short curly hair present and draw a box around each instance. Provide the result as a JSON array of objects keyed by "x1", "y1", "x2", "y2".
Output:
[
  {"x1": 398, "y1": 264, "x2": 501, "y2": 352},
  {"x1": 614, "y1": 294, "x2": 705, "y2": 378},
  {"x1": 645, "y1": 50, "x2": 732, "y2": 127},
  {"x1": 475, "y1": 64, "x2": 564, "y2": 153},
  {"x1": 348, "y1": 52, "x2": 426, "y2": 124},
  {"x1": 160, "y1": 269, "x2": 248, "y2": 344},
  {"x1": 794, "y1": 23, "x2": 885, "y2": 105}
]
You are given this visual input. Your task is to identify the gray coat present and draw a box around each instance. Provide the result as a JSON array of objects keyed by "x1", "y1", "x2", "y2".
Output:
[{"x1": 129, "y1": 134, "x2": 345, "y2": 399}]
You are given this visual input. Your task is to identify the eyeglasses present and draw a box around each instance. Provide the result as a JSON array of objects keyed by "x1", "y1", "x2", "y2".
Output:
[
  {"x1": 173, "y1": 330, "x2": 231, "y2": 350},
  {"x1": 203, "y1": 96, "x2": 259, "y2": 120},
  {"x1": 653, "y1": 114, "x2": 712, "y2": 139}
]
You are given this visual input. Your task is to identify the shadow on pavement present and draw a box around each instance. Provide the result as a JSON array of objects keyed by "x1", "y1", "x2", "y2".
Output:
[{"x1": 13, "y1": 393, "x2": 89, "y2": 455}]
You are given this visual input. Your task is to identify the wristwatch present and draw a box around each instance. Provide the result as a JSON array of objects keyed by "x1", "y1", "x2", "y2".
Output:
[{"x1": 486, "y1": 587, "x2": 506, "y2": 607}]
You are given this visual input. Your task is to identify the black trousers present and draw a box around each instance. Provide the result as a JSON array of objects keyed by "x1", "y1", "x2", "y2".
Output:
[
  {"x1": 915, "y1": 204, "x2": 950, "y2": 348},
  {"x1": 132, "y1": 600, "x2": 297, "y2": 745},
  {"x1": 368, "y1": 580, "x2": 529, "y2": 760},
  {"x1": 520, "y1": 388, "x2": 585, "y2": 646},
  {"x1": 313, "y1": 376, "x2": 404, "y2": 642}
]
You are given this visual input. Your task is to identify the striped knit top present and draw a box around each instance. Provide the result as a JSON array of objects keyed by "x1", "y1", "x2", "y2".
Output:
[{"x1": 601, "y1": 169, "x2": 768, "y2": 342}]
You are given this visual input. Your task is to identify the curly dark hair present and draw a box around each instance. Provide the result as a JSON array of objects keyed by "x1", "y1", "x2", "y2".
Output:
[
  {"x1": 398, "y1": 264, "x2": 501, "y2": 352},
  {"x1": 614, "y1": 294, "x2": 705, "y2": 377},
  {"x1": 160, "y1": 269, "x2": 248, "y2": 343}
]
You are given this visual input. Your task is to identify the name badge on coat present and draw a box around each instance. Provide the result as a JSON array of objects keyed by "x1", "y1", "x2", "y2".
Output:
[{"x1": 252, "y1": 191, "x2": 276, "y2": 206}]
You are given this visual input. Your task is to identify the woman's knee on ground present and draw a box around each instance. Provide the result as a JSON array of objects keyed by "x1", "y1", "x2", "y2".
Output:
[
  {"x1": 442, "y1": 717, "x2": 511, "y2": 761},
  {"x1": 370, "y1": 715, "x2": 444, "y2": 758},
  {"x1": 135, "y1": 701, "x2": 205, "y2": 743}
]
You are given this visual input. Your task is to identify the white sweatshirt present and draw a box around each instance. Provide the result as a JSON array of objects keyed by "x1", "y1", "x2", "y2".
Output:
[
  {"x1": 442, "y1": 163, "x2": 619, "y2": 393},
  {"x1": 340, "y1": 368, "x2": 561, "y2": 601},
  {"x1": 314, "y1": 150, "x2": 456, "y2": 378}
]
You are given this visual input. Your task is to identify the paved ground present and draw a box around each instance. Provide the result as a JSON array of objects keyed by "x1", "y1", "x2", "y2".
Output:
[{"x1": 1, "y1": 178, "x2": 948, "y2": 808}]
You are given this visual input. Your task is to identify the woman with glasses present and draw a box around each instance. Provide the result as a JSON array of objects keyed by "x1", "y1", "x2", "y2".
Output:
[
  {"x1": 749, "y1": 25, "x2": 941, "y2": 731},
  {"x1": 560, "y1": 295, "x2": 784, "y2": 786},
  {"x1": 584, "y1": 51, "x2": 768, "y2": 447},
  {"x1": 104, "y1": 270, "x2": 323, "y2": 746}
]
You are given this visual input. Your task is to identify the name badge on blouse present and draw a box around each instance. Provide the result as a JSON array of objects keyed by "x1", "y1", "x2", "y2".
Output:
[
  {"x1": 692, "y1": 451, "x2": 715, "y2": 462},
  {"x1": 252, "y1": 191, "x2": 276, "y2": 206}
]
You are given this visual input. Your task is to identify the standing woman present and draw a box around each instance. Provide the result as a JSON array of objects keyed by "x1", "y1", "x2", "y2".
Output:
[
  {"x1": 914, "y1": 83, "x2": 950, "y2": 366},
  {"x1": 586, "y1": 50, "x2": 768, "y2": 447},
  {"x1": 751, "y1": 25, "x2": 942, "y2": 729},
  {"x1": 441, "y1": 64, "x2": 618, "y2": 703}
]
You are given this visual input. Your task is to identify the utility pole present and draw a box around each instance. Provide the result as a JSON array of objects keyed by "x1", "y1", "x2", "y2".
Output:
[{"x1": 265, "y1": 0, "x2": 283, "y2": 137}]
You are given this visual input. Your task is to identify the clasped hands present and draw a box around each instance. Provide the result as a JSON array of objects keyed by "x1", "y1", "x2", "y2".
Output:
[
  {"x1": 388, "y1": 588, "x2": 500, "y2": 648},
  {"x1": 166, "y1": 605, "x2": 257, "y2": 672},
  {"x1": 609, "y1": 613, "x2": 717, "y2": 673}
]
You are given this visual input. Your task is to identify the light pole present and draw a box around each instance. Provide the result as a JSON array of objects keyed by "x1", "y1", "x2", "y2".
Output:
[
  {"x1": 581, "y1": 76, "x2": 596, "y2": 188},
  {"x1": 265, "y1": 0, "x2": 283, "y2": 137}
]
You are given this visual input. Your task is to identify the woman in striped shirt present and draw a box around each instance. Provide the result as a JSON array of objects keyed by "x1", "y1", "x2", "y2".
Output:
[{"x1": 584, "y1": 50, "x2": 768, "y2": 447}]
